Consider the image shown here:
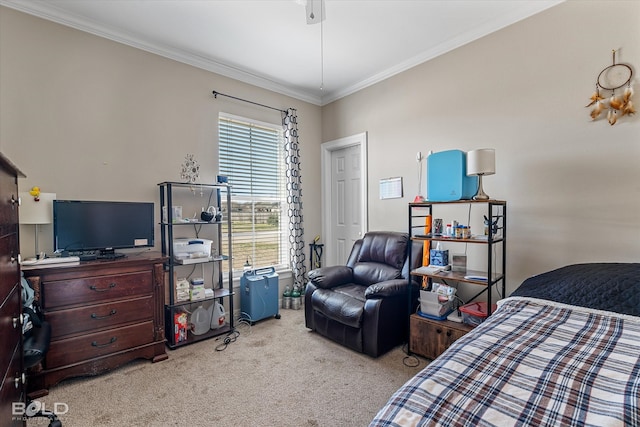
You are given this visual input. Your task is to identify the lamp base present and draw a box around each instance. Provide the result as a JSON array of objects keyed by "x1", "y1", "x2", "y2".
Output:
[
  {"x1": 472, "y1": 175, "x2": 490, "y2": 200},
  {"x1": 34, "y1": 223, "x2": 42, "y2": 259}
]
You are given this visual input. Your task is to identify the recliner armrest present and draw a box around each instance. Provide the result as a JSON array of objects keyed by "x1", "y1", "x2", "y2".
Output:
[
  {"x1": 308, "y1": 265, "x2": 353, "y2": 289},
  {"x1": 365, "y1": 279, "x2": 410, "y2": 298}
]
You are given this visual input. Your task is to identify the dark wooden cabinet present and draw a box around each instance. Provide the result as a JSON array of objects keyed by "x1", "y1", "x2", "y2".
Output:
[
  {"x1": 22, "y1": 253, "x2": 168, "y2": 397},
  {"x1": 409, "y1": 314, "x2": 472, "y2": 360},
  {"x1": 0, "y1": 153, "x2": 26, "y2": 427}
]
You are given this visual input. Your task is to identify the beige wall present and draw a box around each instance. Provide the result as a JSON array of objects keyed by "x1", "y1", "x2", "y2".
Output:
[
  {"x1": 0, "y1": 7, "x2": 323, "y2": 265},
  {"x1": 2, "y1": 1, "x2": 639, "y2": 301},
  {"x1": 322, "y1": 0, "x2": 640, "y2": 296}
]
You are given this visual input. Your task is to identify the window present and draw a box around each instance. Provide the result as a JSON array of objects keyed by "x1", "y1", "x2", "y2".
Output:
[{"x1": 218, "y1": 114, "x2": 287, "y2": 273}]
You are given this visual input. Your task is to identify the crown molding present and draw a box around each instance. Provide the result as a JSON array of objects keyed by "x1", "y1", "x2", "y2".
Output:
[
  {"x1": 2, "y1": 0, "x2": 563, "y2": 107},
  {"x1": 0, "y1": 0, "x2": 322, "y2": 106},
  {"x1": 321, "y1": 0, "x2": 563, "y2": 105}
]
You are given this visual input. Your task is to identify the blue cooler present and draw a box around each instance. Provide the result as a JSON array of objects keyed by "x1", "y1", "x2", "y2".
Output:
[
  {"x1": 240, "y1": 267, "x2": 280, "y2": 323},
  {"x1": 427, "y1": 149, "x2": 478, "y2": 201}
]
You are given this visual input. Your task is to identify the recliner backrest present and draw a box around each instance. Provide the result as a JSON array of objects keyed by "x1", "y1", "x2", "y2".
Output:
[
  {"x1": 349, "y1": 232, "x2": 409, "y2": 286},
  {"x1": 346, "y1": 239, "x2": 363, "y2": 269}
]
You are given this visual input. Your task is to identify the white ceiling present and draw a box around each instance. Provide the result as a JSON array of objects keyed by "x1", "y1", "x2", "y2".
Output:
[{"x1": 1, "y1": 0, "x2": 563, "y2": 106}]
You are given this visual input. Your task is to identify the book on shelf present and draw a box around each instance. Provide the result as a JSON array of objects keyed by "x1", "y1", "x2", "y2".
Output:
[{"x1": 414, "y1": 264, "x2": 452, "y2": 275}]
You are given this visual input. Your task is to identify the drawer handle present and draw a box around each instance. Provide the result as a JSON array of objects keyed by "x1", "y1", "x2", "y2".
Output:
[
  {"x1": 91, "y1": 337, "x2": 117, "y2": 348},
  {"x1": 14, "y1": 373, "x2": 25, "y2": 388},
  {"x1": 91, "y1": 309, "x2": 117, "y2": 320},
  {"x1": 12, "y1": 314, "x2": 24, "y2": 329},
  {"x1": 446, "y1": 330, "x2": 452, "y2": 337},
  {"x1": 436, "y1": 328, "x2": 442, "y2": 334},
  {"x1": 89, "y1": 283, "x2": 117, "y2": 292}
]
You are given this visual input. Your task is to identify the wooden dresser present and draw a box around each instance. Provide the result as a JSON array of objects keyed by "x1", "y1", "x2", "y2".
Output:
[
  {"x1": 0, "y1": 153, "x2": 26, "y2": 427},
  {"x1": 22, "y1": 253, "x2": 168, "y2": 397}
]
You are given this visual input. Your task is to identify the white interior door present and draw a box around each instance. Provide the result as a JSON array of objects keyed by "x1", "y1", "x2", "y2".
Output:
[{"x1": 322, "y1": 133, "x2": 368, "y2": 266}]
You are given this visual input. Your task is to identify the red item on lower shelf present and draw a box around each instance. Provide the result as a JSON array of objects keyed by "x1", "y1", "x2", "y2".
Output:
[{"x1": 459, "y1": 301, "x2": 497, "y2": 326}]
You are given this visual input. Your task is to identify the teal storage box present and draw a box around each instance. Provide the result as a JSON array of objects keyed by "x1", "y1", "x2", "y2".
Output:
[{"x1": 427, "y1": 150, "x2": 478, "y2": 201}]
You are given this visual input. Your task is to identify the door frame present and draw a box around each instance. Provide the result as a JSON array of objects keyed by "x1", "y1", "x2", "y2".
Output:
[{"x1": 321, "y1": 132, "x2": 368, "y2": 266}]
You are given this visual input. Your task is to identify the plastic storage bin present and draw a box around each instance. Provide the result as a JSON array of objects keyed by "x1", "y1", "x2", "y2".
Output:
[
  {"x1": 418, "y1": 290, "x2": 453, "y2": 319},
  {"x1": 459, "y1": 301, "x2": 497, "y2": 326}
]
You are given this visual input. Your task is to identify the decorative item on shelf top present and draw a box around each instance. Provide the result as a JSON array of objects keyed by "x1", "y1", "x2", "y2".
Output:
[
  {"x1": 427, "y1": 150, "x2": 478, "y2": 201},
  {"x1": 19, "y1": 190, "x2": 56, "y2": 258},
  {"x1": 180, "y1": 154, "x2": 200, "y2": 183},
  {"x1": 467, "y1": 149, "x2": 495, "y2": 200},
  {"x1": 414, "y1": 151, "x2": 426, "y2": 203},
  {"x1": 28, "y1": 186, "x2": 41, "y2": 201},
  {"x1": 586, "y1": 50, "x2": 635, "y2": 125}
]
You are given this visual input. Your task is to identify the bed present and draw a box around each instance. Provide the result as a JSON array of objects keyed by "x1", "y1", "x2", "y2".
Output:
[{"x1": 371, "y1": 263, "x2": 640, "y2": 427}]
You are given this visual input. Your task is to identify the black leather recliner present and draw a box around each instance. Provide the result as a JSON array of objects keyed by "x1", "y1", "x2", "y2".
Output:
[{"x1": 304, "y1": 231, "x2": 422, "y2": 357}]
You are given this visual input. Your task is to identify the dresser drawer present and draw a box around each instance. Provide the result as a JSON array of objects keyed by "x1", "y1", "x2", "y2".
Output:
[
  {"x1": 46, "y1": 295, "x2": 153, "y2": 339},
  {"x1": 46, "y1": 321, "x2": 155, "y2": 368},
  {"x1": 0, "y1": 285, "x2": 21, "y2": 381},
  {"x1": 43, "y1": 271, "x2": 153, "y2": 309}
]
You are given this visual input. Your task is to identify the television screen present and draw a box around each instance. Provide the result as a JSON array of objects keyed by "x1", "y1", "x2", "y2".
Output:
[{"x1": 53, "y1": 200, "x2": 154, "y2": 255}]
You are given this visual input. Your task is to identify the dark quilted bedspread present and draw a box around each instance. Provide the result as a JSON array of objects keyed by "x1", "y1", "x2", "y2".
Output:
[{"x1": 511, "y1": 263, "x2": 640, "y2": 316}]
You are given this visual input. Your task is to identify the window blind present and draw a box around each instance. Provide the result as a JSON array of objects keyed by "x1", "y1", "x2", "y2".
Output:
[{"x1": 218, "y1": 115, "x2": 286, "y2": 272}]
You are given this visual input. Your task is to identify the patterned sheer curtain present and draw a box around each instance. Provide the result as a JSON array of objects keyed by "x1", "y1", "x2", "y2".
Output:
[{"x1": 282, "y1": 108, "x2": 306, "y2": 290}]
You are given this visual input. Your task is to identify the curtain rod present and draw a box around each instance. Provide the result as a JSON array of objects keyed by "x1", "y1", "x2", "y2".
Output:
[{"x1": 212, "y1": 90, "x2": 287, "y2": 114}]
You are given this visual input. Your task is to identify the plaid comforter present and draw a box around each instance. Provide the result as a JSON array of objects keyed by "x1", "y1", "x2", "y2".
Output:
[{"x1": 371, "y1": 297, "x2": 640, "y2": 427}]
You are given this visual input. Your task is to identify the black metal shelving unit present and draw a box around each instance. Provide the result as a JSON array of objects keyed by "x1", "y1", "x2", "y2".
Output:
[
  {"x1": 158, "y1": 181, "x2": 234, "y2": 349},
  {"x1": 407, "y1": 199, "x2": 507, "y2": 323}
]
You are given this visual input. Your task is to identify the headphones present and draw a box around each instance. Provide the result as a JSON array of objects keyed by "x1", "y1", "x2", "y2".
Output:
[{"x1": 200, "y1": 206, "x2": 217, "y2": 222}]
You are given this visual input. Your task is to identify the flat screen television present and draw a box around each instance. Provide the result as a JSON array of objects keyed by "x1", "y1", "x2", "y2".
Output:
[{"x1": 53, "y1": 200, "x2": 154, "y2": 258}]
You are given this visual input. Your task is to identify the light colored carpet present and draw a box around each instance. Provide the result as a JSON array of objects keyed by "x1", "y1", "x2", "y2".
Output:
[{"x1": 37, "y1": 309, "x2": 426, "y2": 426}]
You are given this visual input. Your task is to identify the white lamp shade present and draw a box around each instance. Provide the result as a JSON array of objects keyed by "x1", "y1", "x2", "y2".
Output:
[
  {"x1": 19, "y1": 192, "x2": 56, "y2": 224},
  {"x1": 467, "y1": 149, "x2": 495, "y2": 176}
]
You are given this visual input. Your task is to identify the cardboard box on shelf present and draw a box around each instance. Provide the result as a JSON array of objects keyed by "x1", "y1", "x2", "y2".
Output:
[{"x1": 174, "y1": 312, "x2": 188, "y2": 343}]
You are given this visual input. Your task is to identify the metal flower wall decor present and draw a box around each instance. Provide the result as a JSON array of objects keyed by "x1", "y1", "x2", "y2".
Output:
[
  {"x1": 180, "y1": 154, "x2": 200, "y2": 183},
  {"x1": 586, "y1": 50, "x2": 635, "y2": 125}
]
